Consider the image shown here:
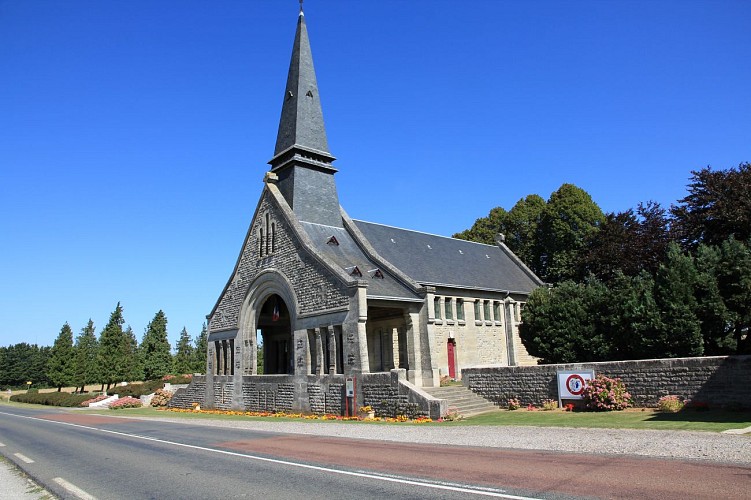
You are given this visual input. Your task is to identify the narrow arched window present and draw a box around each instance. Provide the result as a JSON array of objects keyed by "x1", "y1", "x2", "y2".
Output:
[
  {"x1": 259, "y1": 228, "x2": 264, "y2": 257},
  {"x1": 271, "y1": 223, "x2": 276, "y2": 253},
  {"x1": 265, "y1": 213, "x2": 271, "y2": 256}
]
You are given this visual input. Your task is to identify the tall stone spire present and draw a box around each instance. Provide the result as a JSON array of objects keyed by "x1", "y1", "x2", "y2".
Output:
[
  {"x1": 269, "y1": 9, "x2": 342, "y2": 228},
  {"x1": 272, "y1": 10, "x2": 331, "y2": 159}
]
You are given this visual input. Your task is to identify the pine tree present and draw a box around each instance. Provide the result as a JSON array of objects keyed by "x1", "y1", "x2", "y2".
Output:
[
  {"x1": 47, "y1": 323, "x2": 75, "y2": 391},
  {"x1": 122, "y1": 325, "x2": 143, "y2": 382},
  {"x1": 192, "y1": 323, "x2": 208, "y2": 374},
  {"x1": 98, "y1": 302, "x2": 126, "y2": 391},
  {"x1": 173, "y1": 327, "x2": 194, "y2": 375},
  {"x1": 73, "y1": 320, "x2": 98, "y2": 392},
  {"x1": 141, "y1": 310, "x2": 172, "y2": 380}
]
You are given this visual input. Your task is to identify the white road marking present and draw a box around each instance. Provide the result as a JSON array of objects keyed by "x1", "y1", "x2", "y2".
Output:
[
  {"x1": 0, "y1": 410, "x2": 540, "y2": 499},
  {"x1": 13, "y1": 452, "x2": 34, "y2": 463},
  {"x1": 54, "y1": 477, "x2": 98, "y2": 500}
]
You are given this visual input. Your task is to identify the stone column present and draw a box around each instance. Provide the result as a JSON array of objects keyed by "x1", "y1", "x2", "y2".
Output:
[
  {"x1": 391, "y1": 327, "x2": 400, "y2": 370},
  {"x1": 404, "y1": 310, "x2": 422, "y2": 386},
  {"x1": 327, "y1": 326, "x2": 336, "y2": 375},
  {"x1": 315, "y1": 328, "x2": 324, "y2": 375}
]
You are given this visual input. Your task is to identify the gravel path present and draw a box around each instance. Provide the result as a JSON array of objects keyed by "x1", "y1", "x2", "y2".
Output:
[{"x1": 132, "y1": 416, "x2": 751, "y2": 466}]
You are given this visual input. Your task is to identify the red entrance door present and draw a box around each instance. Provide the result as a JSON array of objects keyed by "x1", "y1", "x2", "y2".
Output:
[{"x1": 447, "y1": 340, "x2": 456, "y2": 379}]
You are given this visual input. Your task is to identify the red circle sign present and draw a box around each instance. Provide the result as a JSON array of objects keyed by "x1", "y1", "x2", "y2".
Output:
[{"x1": 566, "y1": 374, "x2": 586, "y2": 395}]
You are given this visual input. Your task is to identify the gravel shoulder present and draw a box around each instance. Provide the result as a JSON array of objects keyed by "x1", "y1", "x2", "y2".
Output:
[
  {"x1": 0, "y1": 458, "x2": 53, "y2": 500},
  {"x1": 122, "y1": 415, "x2": 751, "y2": 466}
]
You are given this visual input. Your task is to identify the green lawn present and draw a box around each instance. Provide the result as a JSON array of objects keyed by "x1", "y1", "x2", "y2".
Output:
[
  {"x1": 452, "y1": 408, "x2": 751, "y2": 432},
  {"x1": 81, "y1": 405, "x2": 751, "y2": 433}
]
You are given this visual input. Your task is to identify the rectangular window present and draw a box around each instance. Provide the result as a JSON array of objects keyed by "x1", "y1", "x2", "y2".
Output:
[
  {"x1": 434, "y1": 297, "x2": 441, "y2": 320},
  {"x1": 484, "y1": 300, "x2": 491, "y2": 322},
  {"x1": 493, "y1": 301, "x2": 501, "y2": 322},
  {"x1": 456, "y1": 299, "x2": 465, "y2": 321},
  {"x1": 474, "y1": 300, "x2": 482, "y2": 321},
  {"x1": 444, "y1": 298, "x2": 453, "y2": 320}
]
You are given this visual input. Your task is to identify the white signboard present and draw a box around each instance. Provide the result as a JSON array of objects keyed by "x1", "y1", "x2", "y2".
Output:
[{"x1": 557, "y1": 370, "x2": 595, "y2": 405}]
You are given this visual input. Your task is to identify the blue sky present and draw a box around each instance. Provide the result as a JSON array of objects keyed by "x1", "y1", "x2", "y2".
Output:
[{"x1": 1, "y1": 1, "x2": 749, "y2": 349}]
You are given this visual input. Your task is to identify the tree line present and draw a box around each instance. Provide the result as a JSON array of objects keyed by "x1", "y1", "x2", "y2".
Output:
[
  {"x1": 455, "y1": 162, "x2": 751, "y2": 363},
  {"x1": 0, "y1": 303, "x2": 207, "y2": 391}
]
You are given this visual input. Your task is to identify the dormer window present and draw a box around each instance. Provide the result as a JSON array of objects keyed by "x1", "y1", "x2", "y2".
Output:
[
  {"x1": 369, "y1": 269, "x2": 384, "y2": 279},
  {"x1": 346, "y1": 266, "x2": 362, "y2": 277},
  {"x1": 327, "y1": 236, "x2": 339, "y2": 246}
]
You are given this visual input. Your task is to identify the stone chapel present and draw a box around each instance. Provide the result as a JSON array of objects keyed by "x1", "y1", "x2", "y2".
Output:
[{"x1": 179, "y1": 7, "x2": 544, "y2": 418}]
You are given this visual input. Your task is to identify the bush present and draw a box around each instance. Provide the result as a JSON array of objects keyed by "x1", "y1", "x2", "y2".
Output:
[
  {"x1": 507, "y1": 398, "x2": 521, "y2": 410},
  {"x1": 80, "y1": 394, "x2": 109, "y2": 407},
  {"x1": 657, "y1": 395, "x2": 685, "y2": 413},
  {"x1": 10, "y1": 392, "x2": 92, "y2": 407},
  {"x1": 582, "y1": 375, "x2": 632, "y2": 411},
  {"x1": 109, "y1": 396, "x2": 143, "y2": 409},
  {"x1": 114, "y1": 380, "x2": 163, "y2": 398},
  {"x1": 541, "y1": 399, "x2": 558, "y2": 411},
  {"x1": 150, "y1": 389, "x2": 173, "y2": 407}
]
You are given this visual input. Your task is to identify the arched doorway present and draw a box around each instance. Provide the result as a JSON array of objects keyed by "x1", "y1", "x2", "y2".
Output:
[{"x1": 256, "y1": 294, "x2": 292, "y2": 374}]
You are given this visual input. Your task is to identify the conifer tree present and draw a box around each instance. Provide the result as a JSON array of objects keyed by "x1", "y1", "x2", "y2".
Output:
[
  {"x1": 98, "y1": 302, "x2": 126, "y2": 391},
  {"x1": 73, "y1": 319, "x2": 98, "y2": 392},
  {"x1": 47, "y1": 323, "x2": 75, "y2": 391},
  {"x1": 141, "y1": 310, "x2": 172, "y2": 380},
  {"x1": 173, "y1": 327, "x2": 194, "y2": 375},
  {"x1": 122, "y1": 325, "x2": 143, "y2": 382},
  {"x1": 192, "y1": 323, "x2": 208, "y2": 374}
]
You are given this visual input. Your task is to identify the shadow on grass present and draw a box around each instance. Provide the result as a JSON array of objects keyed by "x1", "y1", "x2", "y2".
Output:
[{"x1": 645, "y1": 408, "x2": 751, "y2": 424}]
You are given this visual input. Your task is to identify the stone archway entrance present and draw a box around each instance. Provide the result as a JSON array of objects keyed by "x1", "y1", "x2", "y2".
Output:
[{"x1": 257, "y1": 294, "x2": 292, "y2": 374}]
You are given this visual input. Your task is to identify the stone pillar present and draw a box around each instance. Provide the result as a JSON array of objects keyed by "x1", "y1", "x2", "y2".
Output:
[
  {"x1": 327, "y1": 325, "x2": 336, "y2": 375},
  {"x1": 404, "y1": 310, "x2": 422, "y2": 386},
  {"x1": 356, "y1": 286, "x2": 370, "y2": 374},
  {"x1": 315, "y1": 329, "x2": 324, "y2": 376},
  {"x1": 391, "y1": 327, "x2": 400, "y2": 370}
]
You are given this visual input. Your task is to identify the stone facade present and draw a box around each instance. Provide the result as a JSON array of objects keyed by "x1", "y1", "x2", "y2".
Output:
[
  {"x1": 197, "y1": 10, "x2": 543, "y2": 419},
  {"x1": 463, "y1": 355, "x2": 751, "y2": 409}
]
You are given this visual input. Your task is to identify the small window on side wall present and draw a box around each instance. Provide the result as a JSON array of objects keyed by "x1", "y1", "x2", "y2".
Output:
[
  {"x1": 434, "y1": 297, "x2": 441, "y2": 320},
  {"x1": 474, "y1": 300, "x2": 482, "y2": 322},
  {"x1": 444, "y1": 298, "x2": 453, "y2": 320},
  {"x1": 456, "y1": 299, "x2": 465, "y2": 321}
]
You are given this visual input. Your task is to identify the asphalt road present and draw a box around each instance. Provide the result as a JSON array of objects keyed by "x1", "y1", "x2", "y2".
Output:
[{"x1": 0, "y1": 405, "x2": 748, "y2": 500}]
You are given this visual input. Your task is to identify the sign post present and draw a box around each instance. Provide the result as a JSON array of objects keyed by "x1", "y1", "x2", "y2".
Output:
[
  {"x1": 557, "y1": 370, "x2": 594, "y2": 408},
  {"x1": 345, "y1": 377, "x2": 355, "y2": 417}
]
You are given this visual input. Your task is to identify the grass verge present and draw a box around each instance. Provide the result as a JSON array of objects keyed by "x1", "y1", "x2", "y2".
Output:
[{"x1": 80, "y1": 406, "x2": 751, "y2": 432}]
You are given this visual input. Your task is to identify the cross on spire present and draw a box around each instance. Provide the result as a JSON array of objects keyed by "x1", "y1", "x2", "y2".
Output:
[{"x1": 299, "y1": 0, "x2": 303, "y2": 13}]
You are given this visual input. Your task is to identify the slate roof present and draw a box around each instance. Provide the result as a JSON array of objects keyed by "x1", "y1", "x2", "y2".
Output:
[
  {"x1": 300, "y1": 221, "x2": 422, "y2": 301},
  {"x1": 353, "y1": 220, "x2": 543, "y2": 294}
]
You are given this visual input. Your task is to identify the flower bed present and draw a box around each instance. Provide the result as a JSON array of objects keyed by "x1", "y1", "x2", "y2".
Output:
[
  {"x1": 165, "y1": 407, "x2": 435, "y2": 423},
  {"x1": 109, "y1": 396, "x2": 143, "y2": 410},
  {"x1": 80, "y1": 394, "x2": 110, "y2": 407}
]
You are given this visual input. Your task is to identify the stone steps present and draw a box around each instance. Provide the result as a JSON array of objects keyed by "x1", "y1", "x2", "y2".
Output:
[{"x1": 422, "y1": 385, "x2": 499, "y2": 418}]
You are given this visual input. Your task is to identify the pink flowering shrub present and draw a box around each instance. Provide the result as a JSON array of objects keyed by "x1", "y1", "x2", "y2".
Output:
[
  {"x1": 109, "y1": 396, "x2": 143, "y2": 410},
  {"x1": 80, "y1": 394, "x2": 109, "y2": 407},
  {"x1": 582, "y1": 375, "x2": 631, "y2": 411},
  {"x1": 150, "y1": 389, "x2": 173, "y2": 407},
  {"x1": 507, "y1": 398, "x2": 521, "y2": 410}
]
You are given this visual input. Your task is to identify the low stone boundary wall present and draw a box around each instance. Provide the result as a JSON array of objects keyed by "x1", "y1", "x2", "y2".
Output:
[
  {"x1": 169, "y1": 371, "x2": 445, "y2": 418},
  {"x1": 462, "y1": 355, "x2": 751, "y2": 409},
  {"x1": 361, "y1": 370, "x2": 445, "y2": 419}
]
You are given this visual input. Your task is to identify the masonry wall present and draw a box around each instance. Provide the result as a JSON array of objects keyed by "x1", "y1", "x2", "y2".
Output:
[{"x1": 462, "y1": 355, "x2": 751, "y2": 409}]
